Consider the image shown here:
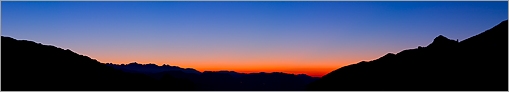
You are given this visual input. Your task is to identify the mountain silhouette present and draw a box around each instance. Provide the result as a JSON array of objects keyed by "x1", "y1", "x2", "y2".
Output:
[
  {"x1": 3, "y1": 20, "x2": 506, "y2": 91},
  {"x1": 105, "y1": 62, "x2": 201, "y2": 74},
  {"x1": 306, "y1": 20, "x2": 508, "y2": 91},
  {"x1": 105, "y1": 63, "x2": 319, "y2": 91},
  {"x1": 1, "y1": 36, "x2": 196, "y2": 91},
  {"x1": 1, "y1": 35, "x2": 317, "y2": 91}
]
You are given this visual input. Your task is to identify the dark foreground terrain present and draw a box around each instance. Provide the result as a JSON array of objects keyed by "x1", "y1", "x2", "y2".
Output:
[
  {"x1": 2, "y1": 36, "x2": 197, "y2": 91},
  {"x1": 1, "y1": 34, "x2": 316, "y2": 91},
  {"x1": 307, "y1": 20, "x2": 508, "y2": 91},
  {"x1": 2, "y1": 20, "x2": 507, "y2": 91}
]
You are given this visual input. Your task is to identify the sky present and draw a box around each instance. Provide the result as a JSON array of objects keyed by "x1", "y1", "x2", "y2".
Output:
[{"x1": 2, "y1": 1, "x2": 507, "y2": 77}]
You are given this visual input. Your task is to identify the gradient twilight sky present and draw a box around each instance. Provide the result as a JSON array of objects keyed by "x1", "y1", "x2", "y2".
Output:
[{"x1": 2, "y1": 1, "x2": 507, "y2": 77}]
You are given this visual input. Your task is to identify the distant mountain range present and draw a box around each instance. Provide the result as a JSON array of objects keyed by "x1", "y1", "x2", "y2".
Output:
[
  {"x1": 105, "y1": 62, "x2": 202, "y2": 74},
  {"x1": 306, "y1": 20, "x2": 508, "y2": 91},
  {"x1": 104, "y1": 62, "x2": 319, "y2": 91}
]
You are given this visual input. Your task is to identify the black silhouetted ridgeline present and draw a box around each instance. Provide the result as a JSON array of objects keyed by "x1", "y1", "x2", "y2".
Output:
[
  {"x1": 1, "y1": 35, "x2": 318, "y2": 91},
  {"x1": 105, "y1": 63, "x2": 319, "y2": 91},
  {"x1": 306, "y1": 20, "x2": 508, "y2": 91},
  {"x1": 3, "y1": 20, "x2": 506, "y2": 91},
  {"x1": 1, "y1": 36, "x2": 195, "y2": 91}
]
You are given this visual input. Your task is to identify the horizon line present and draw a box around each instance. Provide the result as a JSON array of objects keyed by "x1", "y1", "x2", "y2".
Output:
[{"x1": 103, "y1": 62, "x2": 322, "y2": 77}]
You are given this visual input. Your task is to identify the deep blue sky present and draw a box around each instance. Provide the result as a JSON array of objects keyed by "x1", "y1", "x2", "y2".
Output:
[{"x1": 2, "y1": 1, "x2": 507, "y2": 76}]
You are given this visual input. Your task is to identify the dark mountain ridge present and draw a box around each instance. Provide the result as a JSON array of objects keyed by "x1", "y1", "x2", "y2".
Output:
[
  {"x1": 3, "y1": 20, "x2": 506, "y2": 91},
  {"x1": 104, "y1": 62, "x2": 201, "y2": 74},
  {"x1": 105, "y1": 62, "x2": 319, "y2": 91},
  {"x1": 1, "y1": 35, "x2": 317, "y2": 91},
  {"x1": 306, "y1": 20, "x2": 508, "y2": 91},
  {"x1": 1, "y1": 36, "x2": 196, "y2": 91}
]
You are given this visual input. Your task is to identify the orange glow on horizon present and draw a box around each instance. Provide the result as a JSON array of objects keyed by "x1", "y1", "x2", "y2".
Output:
[
  {"x1": 74, "y1": 45, "x2": 387, "y2": 78},
  {"x1": 100, "y1": 59, "x2": 358, "y2": 77}
]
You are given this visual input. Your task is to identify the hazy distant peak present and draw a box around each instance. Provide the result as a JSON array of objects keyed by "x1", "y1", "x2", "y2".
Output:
[{"x1": 204, "y1": 70, "x2": 238, "y2": 73}]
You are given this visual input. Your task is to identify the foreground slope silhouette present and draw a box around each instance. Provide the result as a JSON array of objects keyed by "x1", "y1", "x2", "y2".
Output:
[
  {"x1": 1, "y1": 35, "x2": 317, "y2": 91},
  {"x1": 307, "y1": 20, "x2": 508, "y2": 91},
  {"x1": 1, "y1": 37, "x2": 195, "y2": 91}
]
